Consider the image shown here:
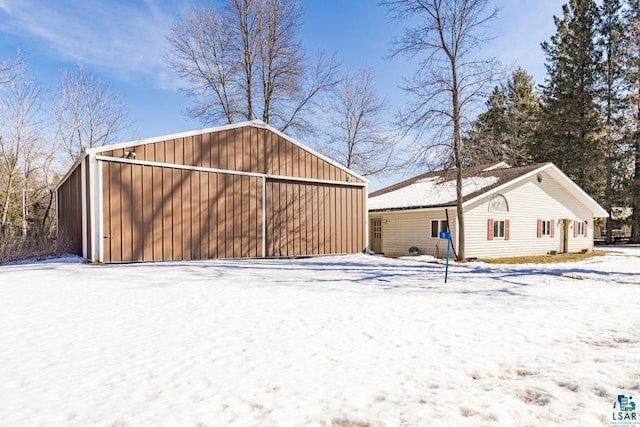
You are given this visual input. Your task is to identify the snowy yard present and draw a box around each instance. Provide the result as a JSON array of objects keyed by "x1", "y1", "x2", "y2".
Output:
[{"x1": 1, "y1": 248, "x2": 639, "y2": 426}]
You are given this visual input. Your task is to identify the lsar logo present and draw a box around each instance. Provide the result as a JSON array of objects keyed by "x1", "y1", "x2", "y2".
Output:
[{"x1": 612, "y1": 394, "x2": 638, "y2": 426}]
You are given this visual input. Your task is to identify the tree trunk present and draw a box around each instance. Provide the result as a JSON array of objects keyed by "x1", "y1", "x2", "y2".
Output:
[
  {"x1": 42, "y1": 188, "x2": 54, "y2": 231},
  {"x1": 452, "y1": 68, "x2": 465, "y2": 262},
  {"x1": 631, "y1": 137, "x2": 640, "y2": 243},
  {"x1": 1, "y1": 174, "x2": 14, "y2": 228}
]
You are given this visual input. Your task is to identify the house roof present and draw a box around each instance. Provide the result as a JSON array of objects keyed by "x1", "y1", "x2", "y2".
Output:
[{"x1": 368, "y1": 162, "x2": 609, "y2": 217}]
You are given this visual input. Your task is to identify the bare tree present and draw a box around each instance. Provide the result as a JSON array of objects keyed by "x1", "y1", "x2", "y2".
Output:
[
  {"x1": 53, "y1": 67, "x2": 131, "y2": 163},
  {"x1": 322, "y1": 67, "x2": 393, "y2": 176},
  {"x1": 382, "y1": 0, "x2": 500, "y2": 261},
  {"x1": 166, "y1": 0, "x2": 340, "y2": 134},
  {"x1": 0, "y1": 64, "x2": 45, "y2": 235},
  {"x1": 0, "y1": 51, "x2": 23, "y2": 86}
]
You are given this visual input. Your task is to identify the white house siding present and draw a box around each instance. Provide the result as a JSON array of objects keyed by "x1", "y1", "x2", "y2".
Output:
[
  {"x1": 373, "y1": 209, "x2": 458, "y2": 257},
  {"x1": 464, "y1": 170, "x2": 594, "y2": 259}
]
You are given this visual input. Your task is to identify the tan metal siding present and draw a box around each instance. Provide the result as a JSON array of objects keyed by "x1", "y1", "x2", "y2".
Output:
[
  {"x1": 265, "y1": 180, "x2": 365, "y2": 257},
  {"x1": 99, "y1": 127, "x2": 363, "y2": 183},
  {"x1": 102, "y1": 161, "x2": 264, "y2": 262},
  {"x1": 57, "y1": 164, "x2": 84, "y2": 256}
]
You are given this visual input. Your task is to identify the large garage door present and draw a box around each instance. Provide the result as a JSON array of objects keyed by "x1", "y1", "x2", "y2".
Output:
[
  {"x1": 265, "y1": 179, "x2": 364, "y2": 257},
  {"x1": 102, "y1": 161, "x2": 262, "y2": 262}
]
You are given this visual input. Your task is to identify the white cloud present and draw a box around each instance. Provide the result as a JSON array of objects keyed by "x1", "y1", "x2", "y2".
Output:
[{"x1": 0, "y1": 0, "x2": 182, "y2": 86}]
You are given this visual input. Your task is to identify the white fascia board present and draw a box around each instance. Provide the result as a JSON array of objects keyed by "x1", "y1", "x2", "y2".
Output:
[
  {"x1": 544, "y1": 164, "x2": 609, "y2": 217},
  {"x1": 85, "y1": 120, "x2": 261, "y2": 155},
  {"x1": 462, "y1": 163, "x2": 609, "y2": 218},
  {"x1": 54, "y1": 153, "x2": 88, "y2": 192},
  {"x1": 86, "y1": 119, "x2": 369, "y2": 185},
  {"x1": 369, "y1": 205, "x2": 456, "y2": 214},
  {"x1": 260, "y1": 122, "x2": 369, "y2": 184},
  {"x1": 462, "y1": 165, "x2": 547, "y2": 208}
]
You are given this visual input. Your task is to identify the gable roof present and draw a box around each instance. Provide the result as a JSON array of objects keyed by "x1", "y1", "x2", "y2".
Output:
[
  {"x1": 55, "y1": 120, "x2": 368, "y2": 191},
  {"x1": 368, "y1": 162, "x2": 608, "y2": 217}
]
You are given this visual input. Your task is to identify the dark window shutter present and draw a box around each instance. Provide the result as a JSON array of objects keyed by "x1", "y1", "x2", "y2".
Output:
[
  {"x1": 550, "y1": 220, "x2": 555, "y2": 238},
  {"x1": 487, "y1": 219, "x2": 494, "y2": 241},
  {"x1": 505, "y1": 219, "x2": 510, "y2": 241},
  {"x1": 537, "y1": 219, "x2": 542, "y2": 238}
]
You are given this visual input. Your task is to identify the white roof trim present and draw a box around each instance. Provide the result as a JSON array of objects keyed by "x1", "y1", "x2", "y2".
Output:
[
  {"x1": 85, "y1": 119, "x2": 368, "y2": 183},
  {"x1": 462, "y1": 163, "x2": 609, "y2": 217},
  {"x1": 370, "y1": 206, "x2": 457, "y2": 214},
  {"x1": 54, "y1": 154, "x2": 87, "y2": 192},
  {"x1": 482, "y1": 161, "x2": 510, "y2": 171}
]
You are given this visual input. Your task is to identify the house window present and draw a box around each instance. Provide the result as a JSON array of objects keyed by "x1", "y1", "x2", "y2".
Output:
[
  {"x1": 487, "y1": 219, "x2": 510, "y2": 240},
  {"x1": 537, "y1": 219, "x2": 555, "y2": 238},
  {"x1": 431, "y1": 219, "x2": 448, "y2": 238},
  {"x1": 576, "y1": 221, "x2": 585, "y2": 236},
  {"x1": 488, "y1": 194, "x2": 509, "y2": 212}
]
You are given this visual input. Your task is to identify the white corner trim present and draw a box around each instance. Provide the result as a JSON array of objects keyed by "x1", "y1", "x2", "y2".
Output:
[
  {"x1": 80, "y1": 159, "x2": 87, "y2": 259},
  {"x1": 95, "y1": 158, "x2": 104, "y2": 263},
  {"x1": 262, "y1": 177, "x2": 267, "y2": 258},
  {"x1": 364, "y1": 182, "x2": 369, "y2": 250}
]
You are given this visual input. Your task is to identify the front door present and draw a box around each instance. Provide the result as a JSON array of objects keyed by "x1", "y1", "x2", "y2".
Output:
[
  {"x1": 370, "y1": 218, "x2": 382, "y2": 253},
  {"x1": 559, "y1": 219, "x2": 570, "y2": 253}
]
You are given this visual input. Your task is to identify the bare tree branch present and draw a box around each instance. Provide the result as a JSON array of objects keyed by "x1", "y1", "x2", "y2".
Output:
[
  {"x1": 166, "y1": 0, "x2": 339, "y2": 135},
  {"x1": 53, "y1": 67, "x2": 132, "y2": 163},
  {"x1": 381, "y1": 0, "x2": 501, "y2": 261}
]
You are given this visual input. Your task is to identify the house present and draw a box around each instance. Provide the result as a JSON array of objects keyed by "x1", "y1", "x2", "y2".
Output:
[
  {"x1": 594, "y1": 207, "x2": 632, "y2": 242},
  {"x1": 367, "y1": 162, "x2": 608, "y2": 259},
  {"x1": 56, "y1": 120, "x2": 368, "y2": 263}
]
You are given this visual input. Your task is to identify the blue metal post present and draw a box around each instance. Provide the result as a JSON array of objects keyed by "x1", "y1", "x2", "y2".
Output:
[{"x1": 445, "y1": 235, "x2": 450, "y2": 283}]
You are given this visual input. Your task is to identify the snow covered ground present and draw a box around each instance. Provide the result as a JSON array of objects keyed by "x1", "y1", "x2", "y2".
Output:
[{"x1": 0, "y1": 248, "x2": 639, "y2": 426}]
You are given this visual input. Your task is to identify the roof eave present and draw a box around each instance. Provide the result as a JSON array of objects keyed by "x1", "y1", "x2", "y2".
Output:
[{"x1": 369, "y1": 203, "x2": 457, "y2": 212}]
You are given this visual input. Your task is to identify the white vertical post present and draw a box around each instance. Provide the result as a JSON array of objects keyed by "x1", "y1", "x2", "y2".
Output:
[
  {"x1": 80, "y1": 159, "x2": 87, "y2": 259},
  {"x1": 364, "y1": 183, "x2": 369, "y2": 251},
  {"x1": 90, "y1": 155, "x2": 104, "y2": 263},
  {"x1": 262, "y1": 176, "x2": 267, "y2": 257}
]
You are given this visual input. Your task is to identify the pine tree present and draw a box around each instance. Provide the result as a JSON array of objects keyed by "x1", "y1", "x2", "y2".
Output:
[
  {"x1": 464, "y1": 68, "x2": 539, "y2": 166},
  {"x1": 537, "y1": 0, "x2": 605, "y2": 202},
  {"x1": 508, "y1": 69, "x2": 540, "y2": 164},
  {"x1": 599, "y1": 0, "x2": 628, "y2": 243},
  {"x1": 624, "y1": 0, "x2": 640, "y2": 243}
]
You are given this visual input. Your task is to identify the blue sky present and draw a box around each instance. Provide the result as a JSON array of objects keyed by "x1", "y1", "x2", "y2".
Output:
[{"x1": 0, "y1": 0, "x2": 565, "y2": 186}]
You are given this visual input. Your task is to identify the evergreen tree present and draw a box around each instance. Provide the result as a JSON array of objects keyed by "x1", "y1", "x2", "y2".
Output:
[
  {"x1": 464, "y1": 68, "x2": 539, "y2": 166},
  {"x1": 508, "y1": 69, "x2": 540, "y2": 164},
  {"x1": 599, "y1": 0, "x2": 628, "y2": 243},
  {"x1": 624, "y1": 0, "x2": 640, "y2": 243},
  {"x1": 463, "y1": 86, "x2": 508, "y2": 165},
  {"x1": 537, "y1": 0, "x2": 605, "y2": 202}
]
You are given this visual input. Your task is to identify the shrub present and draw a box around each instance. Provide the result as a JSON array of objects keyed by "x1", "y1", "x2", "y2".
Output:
[{"x1": 0, "y1": 229, "x2": 73, "y2": 264}]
